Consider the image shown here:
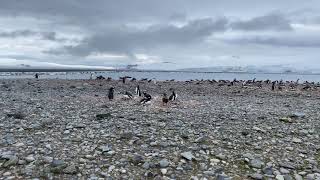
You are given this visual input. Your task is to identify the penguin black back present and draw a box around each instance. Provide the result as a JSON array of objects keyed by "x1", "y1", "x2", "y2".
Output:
[
  {"x1": 140, "y1": 92, "x2": 152, "y2": 104},
  {"x1": 108, "y1": 87, "x2": 114, "y2": 100},
  {"x1": 169, "y1": 91, "x2": 177, "y2": 101}
]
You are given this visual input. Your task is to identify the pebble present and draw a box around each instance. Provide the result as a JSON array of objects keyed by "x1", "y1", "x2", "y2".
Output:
[
  {"x1": 181, "y1": 151, "x2": 194, "y2": 161},
  {"x1": 292, "y1": 138, "x2": 302, "y2": 143},
  {"x1": 161, "y1": 169, "x2": 167, "y2": 175},
  {"x1": 250, "y1": 159, "x2": 264, "y2": 169},
  {"x1": 276, "y1": 175, "x2": 285, "y2": 180},
  {"x1": 25, "y1": 155, "x2": 35, "y2": 163},
  {"x1": 159, "y1": 159, "x2": 170, "y2": 168}
]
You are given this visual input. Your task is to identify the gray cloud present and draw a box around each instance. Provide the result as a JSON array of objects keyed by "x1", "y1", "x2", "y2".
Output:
[
  {"x1": 0, "y1": 0, "x2": 320, "y2": 69},
  {"x1": 0, "y1": 30, "x2": 66, "y2": 42},
  {"x1": 0, "y1": 30, "x2": 36, "y2": 38},
  {"x1": 48, "y1": 18, "x2": 228, "y2": 56},
  {"x1": 231, "y1": 13, "x2": 293, "y2": 31},
  {"x1": 224, "y1": 35, "x2": 320, "y2": 48}
]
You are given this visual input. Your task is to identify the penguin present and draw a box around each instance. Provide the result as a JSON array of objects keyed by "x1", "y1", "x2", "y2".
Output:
[
  {"x1": 302, "y1": 85, "x2": 311, "y2": 90},
  {"x1": 108, "y1": 87, "x2": 114, "y2": 100},
  {"x1": 169, "y1": 90, "x2": 177, "y2": 101},
  {"x1": 271, "y1": 81, "x2": 276, "y2": 91},
  {"x1": 135, "y1": 85, "x2": 142, "y2": 97},
  {"x1": 124, "y1": 91, "x2": 133, "y2": 99},
  {"x1": 120, "y1": 77, "x2": 126, "y2": 84},
  {"x1": 140, "y1": 92, "x2": 152, "y2": 104},
  {"x1": 35, "y1": 73, "x2": 39, "y2": 79},
  {"x1": 162, "y1": 93, "x2": 169, "y2": 106}
]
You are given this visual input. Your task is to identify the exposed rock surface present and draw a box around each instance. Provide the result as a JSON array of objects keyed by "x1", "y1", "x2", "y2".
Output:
[{"x1": 0, "y1": 79, "x2": 319, "y2": 179}]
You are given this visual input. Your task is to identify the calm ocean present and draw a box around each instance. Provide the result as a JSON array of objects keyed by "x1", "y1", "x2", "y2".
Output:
[{"x1": 1, "y1": 71, "x2": 320, "y2": 82}]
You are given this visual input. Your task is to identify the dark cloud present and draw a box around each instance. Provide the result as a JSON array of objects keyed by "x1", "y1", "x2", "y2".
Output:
[
  {"x1": 0, "y1": 30, "x2": 36, "y2": 38},
  {"x1": 0, "y1": 0, "x2": 320, "y2": 69},
  {"x1": 48, "y1": 18, "x2": 229, "y2": 56},
  {"x1": 224, "y1": 35, "x2": 320, "y2": 47},
  {"x1": 0, "y1": 30, "x2": 66, "y2": 42},
  {"x1": 0, "y1": 0, "x2": 187, "y2": 26},
  {"x1": 231, "y1": 13, "x2": 293, "y2": 31}
]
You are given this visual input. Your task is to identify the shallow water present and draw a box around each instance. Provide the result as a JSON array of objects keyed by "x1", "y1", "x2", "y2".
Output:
[{"x1": 1, "y1": 71, "x2": 320, "y2": 82}]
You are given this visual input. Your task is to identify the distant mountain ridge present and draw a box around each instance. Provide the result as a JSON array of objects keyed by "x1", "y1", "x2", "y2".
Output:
[
  {"x1": 0, "y1": 63, "x2": 114, "y2": 71},
  {"x1": 179, "y1": 65, "x2": 320, "y2": 74}
]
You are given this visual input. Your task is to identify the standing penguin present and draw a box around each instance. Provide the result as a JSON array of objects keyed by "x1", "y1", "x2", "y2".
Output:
[
  {"x1": 271, "y1": 81, "x2": 276, "y2": 91},
  {"x1": 162, "y1": 93, "x2": 169, "y2": 106},
  {"x1": 169, "y1": 90, "x2": 177, "y2": 101},
  {"x1": 108, "y1": 87, "x2": 114, "y2": 100},
  {"x1": 35, "y1": 73, "x2": 39, "y2": 79},
  {"x1": 135, "y1": 85, "x2": 142, "y2": 97}
]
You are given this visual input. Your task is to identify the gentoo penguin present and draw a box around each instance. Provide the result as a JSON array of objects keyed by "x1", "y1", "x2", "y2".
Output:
[
  {"x1": 140, "y1": 92, "x2": 152, "y2": 104},
  {"x1": 120, "y1": 77, "x2": 126, "y2": 84},
  {"x1": 271, "y1": 81, "x2": 276, "y2": 91},
  {"x1": 35, "y1": 73, "x2": 39, "y2": 79},
  {"x1": 135, "y1": 85, "x2": 142, "y2": 97},
  {"x1": 162, "y1": 93, "x2": 169, "y2": 106},
  {"x1": 124, "y1": 91, "x2": 133, "y2": 99},
  {"x1": 169, "y1": 90, "x2": 177, "y2": 101},
  {"x1": 108, "y1": 87, "x2": 114, "y2": 100}
]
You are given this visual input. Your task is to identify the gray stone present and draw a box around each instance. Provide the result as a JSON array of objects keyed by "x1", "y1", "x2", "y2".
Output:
[
  {"x1": 50, "y1": 159, "x2": 67, "y2": 174},
  {"x1": 276, "y1": 175, "x2": 285, "y2": 180},
  {"x1": 63, "y1": 164, "x2": 78, "y2": 174},
  {"x1": 2, "y1": 156, "x2": 18, "y2": 168},
  {"x1": 280, "y1": 168, "x2": 290, "y2": 174},
  {"x1": 142, "y1": 162, "x2": 150, "y2": 169},
  {"x1": 131, "y1": 154, "x2": 144, "y2": 165},
  {"x1": 25, "y1": 155, "x2": 35, "y2": 163},
  {"x1": 159, "y1": 159, "x2": 170, "y2": 168},
  {"x1": 283, "y1": 175, "x2": 293, "y2": 180},
  {"x1": 262, "y1": 166, "x2": 274, "y2": 175},
  {"x1": 292, "y1": 138, "x2": 302, "y2": 143},
  {"x1": 279, "y1": 162, "x2": 295, "y2": 169},
  {"x1": 216, "y1": 174, "x2": 231, "y2": 180},
  {"x1": 250, "y1": 159, "x2": 264, "y2": 169},
  {"x1": 294, "y1": 174, "x2": 303, "y2": 180},
  {"x1": 249, "y1": 173, "x2": 263, "y2": 180},
  {"x1": 181, "y1": 151, "x2": 194, "y2": 161},
  {"x1": 204, "y1": 171, "x2": 216, "y2": 176}
]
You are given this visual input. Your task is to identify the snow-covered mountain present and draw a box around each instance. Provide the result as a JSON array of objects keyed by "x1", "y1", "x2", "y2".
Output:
[{"x1": 179, "y1": 65, "x2": 320, "y2": 74}]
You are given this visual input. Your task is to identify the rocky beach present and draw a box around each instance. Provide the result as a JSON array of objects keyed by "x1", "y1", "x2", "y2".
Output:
[{"x1": 0, "y1": 79, "x2": 320, "y2": 180}]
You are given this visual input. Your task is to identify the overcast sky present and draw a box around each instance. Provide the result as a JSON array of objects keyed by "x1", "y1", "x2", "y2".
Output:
[{"x1": 0, "y1": 0, "x2": 320, "y2": 70}]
